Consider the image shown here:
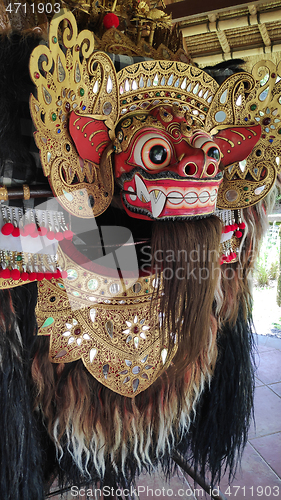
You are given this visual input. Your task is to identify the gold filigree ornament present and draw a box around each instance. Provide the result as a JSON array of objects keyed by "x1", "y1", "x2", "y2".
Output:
[
  {"x1": 36, "y1": 244, "x2": 177, "y2": 397},
  {"x1": 29, "y1": 9, "x2": 118, "y2": 218},
  {"x1": 30, "y1": 9, "x2": 281, "y2": 219},
  {"x1": 211, "y1": 61, "x2": 281, "y2": 209},
  {"x1": 94, "y1": 28, "x2": 190, "y2": 63}
]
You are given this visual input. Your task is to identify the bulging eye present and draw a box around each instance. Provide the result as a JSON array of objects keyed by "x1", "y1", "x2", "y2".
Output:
[
  {"x1": 132, "y1": 133, "x2": 172, "y2": 170},
  {"x1": 207, "y1": 147, "x2": 220, "y2": 161},
  {"x1": 148, "y1": 145, "x2": 167, "y2": 164},
  {"x1": 192, "y1": 133, "x2": 221, "y2": 162},
  {"x1": 142, "y1": 138, "x2": 171, "y2": 170}
]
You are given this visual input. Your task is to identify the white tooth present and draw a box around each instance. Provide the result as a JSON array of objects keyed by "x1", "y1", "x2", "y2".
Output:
[
  {"x1": 199, "y1": 191, "x2": 210, "y2": 203},
  {"x1": 150, "y1": 190, "x2": 166, "y2": 218},
  {"x1": 210, "y1": 189, "x2": 217, "y2": 202},
  {"x1": 135, "y1": 175, "x2": 150, "y2": 202},
  {"x1": 128, "y1": 186, "x2": 137, "y2": 201},
  {"x1": 167, "y1": 191, "x2": 184, "y2": 205},
  {"x1": 184, "y1": 192, "x2": 198, "y2": 204}
]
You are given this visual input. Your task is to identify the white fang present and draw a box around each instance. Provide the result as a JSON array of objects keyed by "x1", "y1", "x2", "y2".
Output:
[
  {"x1": 135, "y1": 175, "x2": 150, "y2": 202},
  {"x1": 150, "y1": 190, "x2": 166, "y2": 218}
]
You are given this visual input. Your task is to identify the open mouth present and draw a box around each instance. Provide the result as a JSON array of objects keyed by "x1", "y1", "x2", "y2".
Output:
[{"x1": 120, "y1": 171, "x2": 223, "y2": 220}]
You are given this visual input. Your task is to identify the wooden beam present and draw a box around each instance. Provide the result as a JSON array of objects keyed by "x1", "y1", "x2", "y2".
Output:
[{"x1": 165, "y1": 0, "x2": 255, "y2": 23}]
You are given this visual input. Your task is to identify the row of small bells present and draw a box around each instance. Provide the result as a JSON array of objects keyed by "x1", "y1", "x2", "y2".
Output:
[
  {"x1": 0, "y1": 204, "x2": 71, "y2": 280},
  {"x1": 0, "y1": 206, "x2": 247, "y2": 280},
  {"x1": 217, "y1": 209, "x2": 246, "y2": 264},
  {"x1": 0, "y1": 249, "x2": 68, "y2": 281},
  {"x1": 1, "y1": 204, "x2": 73, "y2": 240}
]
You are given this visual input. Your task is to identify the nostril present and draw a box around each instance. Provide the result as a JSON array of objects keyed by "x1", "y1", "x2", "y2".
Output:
[
  {"x1": 184, "y1": 163, "x2": 197, "y2": 176},
  {"x1": 206, "y1": 163, "x2": 216, "y2": 176}
]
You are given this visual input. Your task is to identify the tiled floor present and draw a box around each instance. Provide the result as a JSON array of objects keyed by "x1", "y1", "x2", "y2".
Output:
[
  {"x1": 215, "y1": 334, "x2": 281, "y2": 500},
  {"x1": 48, "y1": 334, "x2": 281, "y2": 499}
]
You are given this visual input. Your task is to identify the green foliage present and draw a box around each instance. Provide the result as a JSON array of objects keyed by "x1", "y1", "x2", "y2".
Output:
[
  {"x1": 277, "y1": 273, "x2": 281, "y2": 307},
  {"x1": 273, "y1": 317, "x2": 281, "y2": 329},
  {"x1": 269, "y1": 261, "x2": 279, "y2": 280},
  {"x1": 254, "y1": 223, "x2": 279, "y2": 288},
  {"x1": 277, "y1": 230, "x2": 281, "y2": 307},
  {"x1": 255, "y1": 261, "x2": 269, "y2": 287}
]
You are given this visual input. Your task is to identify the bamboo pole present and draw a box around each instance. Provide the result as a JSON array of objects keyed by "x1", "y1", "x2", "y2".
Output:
[{"x1": 0, "y1": 185, "x2": 52, "y2": 202}]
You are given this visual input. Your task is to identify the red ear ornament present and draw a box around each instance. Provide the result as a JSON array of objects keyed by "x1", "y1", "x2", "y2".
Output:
[
  {"x1": 69, "y1": 111, "x2": 111, "y2": 165},
  {"x1": 213, "y1": 125, "x2": 262, "y2": 167}
]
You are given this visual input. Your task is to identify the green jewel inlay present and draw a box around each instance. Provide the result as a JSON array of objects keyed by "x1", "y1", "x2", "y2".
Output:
[
  {"x1": 203, "y1": 107, "x2": 208, "y2": 112},
  {"x1": 122, "y1": 100, "x2": 127, "y2": 104},
  {"x1": 245, "y1": 198, "x2": 249, "y2": 202},
  {"x1": 156, "y1": 92, "x2": 160, "y2": 97},
  {"x1": 278, "y1": 128, "x2": 281, "y2": 135},
  {"x1": 177, "y1": 94, "x2": 181, "y2": 98},
  {"x1": 243, "y1": 187, "x2": 249, "y2": 191},
  {"x1": 52, "y1": 36, "x2": 57, "y2": 43},
  {"x1": 250, "y1": 104, "x2": 257, "y2": 111},
  {"x1": 42, "y1": 317, "x2": 54, "y2": 328},
  {"x1": 16, "y1": 255, "x2": 22, "y2": 261},
  {"x1": 79, "y1": 88, "x2": 85, "y2": 96},
  {"x1": 145, "y1": 289, "x2": 149, "y2": 293},
  {"x1": 88, "y1": 278, "x2": 98, "y2": 291},
  {"x1": 51, "y1": 113, "x2": 57, "y2": 121}
]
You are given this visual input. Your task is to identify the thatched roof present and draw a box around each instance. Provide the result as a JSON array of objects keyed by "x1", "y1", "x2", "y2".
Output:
[{"x1": 166, "y1": 0, "x2": 281, "y2": 68}]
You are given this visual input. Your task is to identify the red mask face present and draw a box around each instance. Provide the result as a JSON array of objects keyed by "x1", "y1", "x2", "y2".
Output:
[
  {"x1": 68, "y1": 105, "x2": 261, "y2": 221},
  {"x1": 114, "y1": 106, "x2": 223, "y2": 220}
]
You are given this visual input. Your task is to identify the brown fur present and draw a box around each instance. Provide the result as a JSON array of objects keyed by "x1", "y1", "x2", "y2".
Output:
[
  {"x1": 151, "y1": 215, "x2": 222, "y2": 372},
  {"x1": 31, "y1": 216, "x2": 222, "y2": 479},
  {"x1": 32, "y1": 327, "x2": 217, "y2": 477}
]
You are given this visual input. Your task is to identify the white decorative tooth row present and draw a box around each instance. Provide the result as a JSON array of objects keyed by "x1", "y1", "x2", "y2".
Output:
[
  {"x1": 119, "y1": 74, "x2": 214, "y2": 103},
  {"x1": 127, "y1": 175, "x2": 217, "y2": 216}
]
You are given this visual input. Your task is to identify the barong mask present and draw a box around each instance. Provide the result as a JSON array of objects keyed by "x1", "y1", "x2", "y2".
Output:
[
  {"x1": 26, "y1": 10, "x2": 281, "y2": 397},
  {"x1": 1, "y1": 7, "x2": 281, "y2": 496},
  {"x1": 29, "y1": 10, "x2": 281, "y2": 223}
]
